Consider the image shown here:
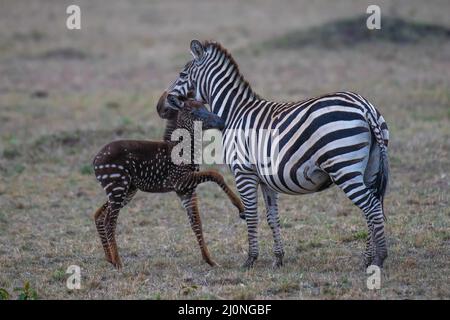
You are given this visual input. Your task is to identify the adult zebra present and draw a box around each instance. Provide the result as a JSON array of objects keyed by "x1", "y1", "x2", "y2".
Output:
[{"x1": 158, "y1": 40, "x2": 390, "y2": 269}]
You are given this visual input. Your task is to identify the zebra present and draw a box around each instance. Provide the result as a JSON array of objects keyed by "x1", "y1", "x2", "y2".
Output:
[
  {"x1": 93, "y1": 94, "x2": 244, "y2": 269},
  {"x1": 158, "y1": 40, "x2": 390, "y2": 269}
]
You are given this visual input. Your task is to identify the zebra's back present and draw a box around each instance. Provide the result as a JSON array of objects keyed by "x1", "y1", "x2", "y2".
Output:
[{"x1": 224, "y1": 91, "x2": 388, "y2": 195}]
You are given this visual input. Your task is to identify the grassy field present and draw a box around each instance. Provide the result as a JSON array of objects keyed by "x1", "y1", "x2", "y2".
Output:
[{"x1": 0, "y1": 0, "x2": 449, "y2": 299}]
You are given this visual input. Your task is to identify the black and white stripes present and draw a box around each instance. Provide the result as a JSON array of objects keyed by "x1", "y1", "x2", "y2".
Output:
[{"x1": 164, "y1": 40, "x2": 390, "y2": 269}]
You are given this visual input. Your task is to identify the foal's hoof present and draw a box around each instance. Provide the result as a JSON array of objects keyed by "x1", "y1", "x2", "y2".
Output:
[
  {"x1": 110, "y1": 259, "x2": 123, "y2": 270},
  {"x1": 206, "y1": 259, "x2": 219, "y2": 267},
  {"x1": 105, "y1": 256, "x2": 113, "y2": 264},
  {"x1": 239, "y1": 212, "x2": 246, "y2": 220},
  {"x1": 242, "y1": 256, "x2": 257, "y2": 270}
]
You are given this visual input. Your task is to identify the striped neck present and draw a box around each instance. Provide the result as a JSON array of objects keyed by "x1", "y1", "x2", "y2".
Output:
[{"x1": 202, "y1": 43, "x2": 261, "y2": 123}]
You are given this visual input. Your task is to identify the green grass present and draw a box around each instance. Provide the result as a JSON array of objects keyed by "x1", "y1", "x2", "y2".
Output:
[
  {"x1": 13, "y1": 282, "x2": 38, "y2": 300},
  {"x1": 80, "y1": 164, "x2": 93, "y2": 175},
  {"x1": 52, "y1": 268, "x2": 67, "y2": 283}
]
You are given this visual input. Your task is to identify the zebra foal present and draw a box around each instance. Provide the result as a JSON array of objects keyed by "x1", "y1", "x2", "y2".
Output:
[{"x1": 92, "y1": 94, "x2": 244, "y2": 269}]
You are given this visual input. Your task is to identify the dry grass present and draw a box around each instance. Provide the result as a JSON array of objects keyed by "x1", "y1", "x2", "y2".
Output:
[{"x1": 0, "y1": 0, "x2": 449, "y2": 299}]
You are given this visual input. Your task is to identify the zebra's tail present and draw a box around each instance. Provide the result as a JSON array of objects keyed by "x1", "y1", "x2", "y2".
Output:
[
  {"x1": 375, "y1": 146, "x2": 389, "y2": 221},
  {"x1": 365, "y1": 108, "x2": 389, "y2": 221}
]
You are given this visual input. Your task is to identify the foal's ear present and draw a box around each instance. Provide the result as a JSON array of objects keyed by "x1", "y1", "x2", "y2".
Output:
[
  {"x1": 190, "y1": 39, "x2": 204, "y2": 61},
  {"x1": 167, "y1": 94, "x2": 184, "y2": 110},
  {"x1": 186, "y1": 91, "x2": 195, "y2": 99}
]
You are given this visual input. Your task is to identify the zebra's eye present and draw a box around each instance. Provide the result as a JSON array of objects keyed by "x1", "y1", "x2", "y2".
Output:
[{"x1": 180, "y1": 71, "x2": 188, "y2": 78}]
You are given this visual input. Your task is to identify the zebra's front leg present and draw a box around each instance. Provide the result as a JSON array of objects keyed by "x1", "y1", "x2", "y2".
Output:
[
  {"x1": 261, "y1": 184, "x2": 284, "y2": 268},
  {"x1": 235, "y1": 173, "x2": 260, "y2": 269}
]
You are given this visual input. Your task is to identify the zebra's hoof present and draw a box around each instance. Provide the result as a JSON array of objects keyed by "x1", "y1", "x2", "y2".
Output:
[
  {"x1": 371, "y1": 256, "x2": 386, "y2": 269},
  {"x1": 364, "y1": 257, "x2": 374, "y2": 269},
  {"x1": 239, "y1": 212, "x2": 246, "y2": 220},
  {"x1": 242, "y1": 256, "x2": 257, "y2": 269},
  {"x1": 273, "y1": 256, "x2": 284, "y2": 268}
]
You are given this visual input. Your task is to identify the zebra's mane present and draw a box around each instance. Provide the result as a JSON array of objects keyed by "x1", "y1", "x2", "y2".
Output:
[{"x1": 203, "y1": 41, "x2": 261, "y2": 100}]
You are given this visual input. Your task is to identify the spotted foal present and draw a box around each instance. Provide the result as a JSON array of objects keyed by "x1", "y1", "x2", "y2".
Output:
[{"x1": 93, "y1": 95, "x2": 244, "y2": 269}]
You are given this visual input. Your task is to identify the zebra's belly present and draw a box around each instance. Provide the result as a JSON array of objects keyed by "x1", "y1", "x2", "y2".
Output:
[{"x1": 258, "y1": 163, "x2": 333, "y2": 195}]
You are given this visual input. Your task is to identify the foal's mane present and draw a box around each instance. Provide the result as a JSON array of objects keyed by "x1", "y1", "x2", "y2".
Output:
[{"x1": 163, "y1": 115, "x2": 178, "y2": 141}]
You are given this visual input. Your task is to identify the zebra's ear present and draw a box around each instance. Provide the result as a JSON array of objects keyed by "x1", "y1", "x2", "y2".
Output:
[
  {"x1": 167, "y1": 94, "x2": 184, "y2": 110},
  {"x1": 190, "y1": 40, "x2": 204, "y2": 61}
]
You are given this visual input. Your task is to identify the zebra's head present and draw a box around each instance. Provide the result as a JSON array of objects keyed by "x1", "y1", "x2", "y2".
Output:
[{"x1": 157, "y1": 40, "x2": 208, "y2": 118}]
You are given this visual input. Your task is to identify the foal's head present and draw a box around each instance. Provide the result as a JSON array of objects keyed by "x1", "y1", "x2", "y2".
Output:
[{"x1": 166, "y1": 94, "x2": 225, "y2": 131}]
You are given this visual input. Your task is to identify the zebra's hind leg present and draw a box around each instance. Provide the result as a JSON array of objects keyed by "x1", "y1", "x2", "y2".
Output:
[
  {"x1": 364, "y1": 222, "x2": 375, "y2": 268},
  {"x1": 261, "y1": 184, "x2": 284, "y2": 268},
  {"x1": 334, "y1": 175, "x2": 387, "y2": 268},
  {"x1": 94, "y1": 202, "x2": 112, "y2": 263}
]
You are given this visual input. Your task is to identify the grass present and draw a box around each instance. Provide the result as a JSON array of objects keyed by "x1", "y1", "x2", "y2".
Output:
[{"x1": 0, "y1": 0, "x2": 449, "y2": 299}]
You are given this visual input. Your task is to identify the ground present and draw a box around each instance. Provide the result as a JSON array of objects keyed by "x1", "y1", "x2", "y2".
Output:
[{"x1": 0, "y1": 0, "x2": 449, "y2": 299}]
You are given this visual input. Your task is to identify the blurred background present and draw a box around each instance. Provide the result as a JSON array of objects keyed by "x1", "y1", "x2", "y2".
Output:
[{"x1": 0, "y1": 0, "x2": 449, "y2": 299}]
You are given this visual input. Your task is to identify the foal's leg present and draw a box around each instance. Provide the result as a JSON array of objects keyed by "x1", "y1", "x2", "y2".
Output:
[
  {"x1": 178, "y1": 191, "x2": 217, "y2": 267},
  {"x1": 104, "y1": 186, "x2": 137, "y2": 270},
  {"x1": 188, "y1": 170, "x2": 245, "y2": 215},
  {"x1": 261, "y1": 183, "x2": 284, "y2": 268},
  {"x1": 104, "y1": 203, "x2": 122, "y2": 269},
  {"x1": 94, "y1": 202, "x2": 112, "y2": 263}
]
